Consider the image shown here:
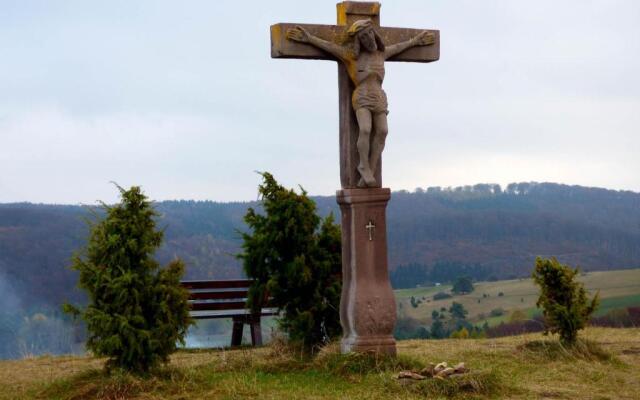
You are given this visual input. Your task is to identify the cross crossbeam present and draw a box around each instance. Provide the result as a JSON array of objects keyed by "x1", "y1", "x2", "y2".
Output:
[{"x1": 271, "y1": 23, "x2": 439, "y2": 63}]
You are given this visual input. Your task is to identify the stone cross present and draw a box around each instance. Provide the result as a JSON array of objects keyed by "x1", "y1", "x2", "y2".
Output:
[
  {"x1": 271, "y1": 2, "x2": 439, "y2": 356},
  {"x1": 365, "y1": 220, "x2": 375, "y2": 241}
]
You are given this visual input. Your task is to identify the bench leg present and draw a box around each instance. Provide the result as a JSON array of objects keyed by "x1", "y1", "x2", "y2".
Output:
[
  {"x1": 250, "y1": 320, "x2": 262, "y2": 346},
  {"x1": 231, "y1": 318, "x2": 244, "y2": 347}
]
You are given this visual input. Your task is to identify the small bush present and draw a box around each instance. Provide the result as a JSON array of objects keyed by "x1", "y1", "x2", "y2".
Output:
[
  {"x1": 490, "y1": 308, "x2": 505, "y2": 317},
  {"x1": 433, "y1": 292, "x2": 452, "y2": 300},
  {"x1": 450, "y1": 327, "x2": 469, "y2": 339},
  {"x1": 532, "y1": 257, "x2": 599, "y2": 345},
  {"x1": 239, "y1": 172, "x2": 342, "y2": 352},
  {"x1": 65, "y1": 186, "x2": 191, "y2": 373},
  {"x1": 449, "y1": 302, "x2": 468, "y2": 320}
]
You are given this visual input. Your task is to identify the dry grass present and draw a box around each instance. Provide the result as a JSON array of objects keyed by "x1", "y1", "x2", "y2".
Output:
[
  {"x1": 399, "y1": 327, "x2": 640, "y2": 399},
  {"x1": 0, "y1": 355, "x2": 105, "y2": 399},
  {"x1": 1, "y1": 327, "x2": 638, "y2": 399}
]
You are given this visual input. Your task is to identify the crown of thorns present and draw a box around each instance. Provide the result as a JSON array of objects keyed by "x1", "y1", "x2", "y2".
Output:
[{"x1": 347, "y1": 19, "x2": 373, "y2": 36}]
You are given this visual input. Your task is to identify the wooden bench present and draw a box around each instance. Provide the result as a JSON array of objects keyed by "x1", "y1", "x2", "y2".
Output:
[{"x1": 180, "y1": 279, "x2": 276, "y2": 347}]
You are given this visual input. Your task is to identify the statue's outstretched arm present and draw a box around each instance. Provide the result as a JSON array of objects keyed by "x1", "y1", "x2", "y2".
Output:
[
  {"x1": 385, "y1": 31, "x2": 435, "y2": 59},
  {"x1": 287, "y1": 26, "x2": 348, "y2": 61}
]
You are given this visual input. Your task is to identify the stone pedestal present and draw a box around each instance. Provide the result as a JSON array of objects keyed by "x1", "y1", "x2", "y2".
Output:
[{"x1": 337, "y1": 188, "x2": 396, "y2": 355}]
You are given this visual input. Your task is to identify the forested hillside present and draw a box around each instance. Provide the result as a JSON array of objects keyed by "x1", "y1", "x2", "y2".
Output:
[{"x1": 1, "y1": 182, "x2": 639, "y2": 313}]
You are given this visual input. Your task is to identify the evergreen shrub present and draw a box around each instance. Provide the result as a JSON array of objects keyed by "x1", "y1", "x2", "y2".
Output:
[
  {"x1": 239, "y1": 173, "x2": 342, "y2": 352},
  {"x1": 532, "y1": 257, "x2": 599, "y2": 345},
  {"x1": 64, "y1": 186, "x2": 191, "y2": 373}
]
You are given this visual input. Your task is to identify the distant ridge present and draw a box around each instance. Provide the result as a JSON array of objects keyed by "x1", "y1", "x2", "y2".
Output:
[{"x1": 1, "y1": 182, "x2": 639, "y2": 310}]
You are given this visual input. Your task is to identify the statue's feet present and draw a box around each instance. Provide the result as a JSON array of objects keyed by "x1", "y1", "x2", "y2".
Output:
[
  {"x1": 357, "y1": 167, "x2": 377, "y2": 188},
  {"x1": 357, "y1": 178, "x2": 378, "y2": 187}
]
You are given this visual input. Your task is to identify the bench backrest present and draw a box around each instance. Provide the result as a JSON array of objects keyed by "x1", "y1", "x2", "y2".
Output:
[{"x1": 181, "y1": 279, "x2": 272, "y2": 314}]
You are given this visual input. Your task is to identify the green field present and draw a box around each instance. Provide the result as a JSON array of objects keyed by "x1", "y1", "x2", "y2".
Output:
[
  {"x1": 189, "y1": 270, "x2": 640, "y2": 347},
  {"x1": 395, "y1": 268, "x2": 640, "y2": 327},
  {"x1": 595, "y1": 294, "x2": 640, "y2": 316}
]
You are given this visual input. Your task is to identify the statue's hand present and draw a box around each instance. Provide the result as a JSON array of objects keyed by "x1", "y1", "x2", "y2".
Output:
[
  {"x1": 286, "y1": 26, "x2": 311, "y2": 43},
  {"x1": 415, "y1": 31, "x2": 436, "y2": 46}
]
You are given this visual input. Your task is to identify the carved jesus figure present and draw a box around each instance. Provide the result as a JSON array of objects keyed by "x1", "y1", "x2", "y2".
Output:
[{"x1": 287, "y1": 20, "x2": 434, "y2": 187}]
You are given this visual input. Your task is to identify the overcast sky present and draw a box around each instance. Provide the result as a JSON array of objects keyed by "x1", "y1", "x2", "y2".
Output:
[{"x1": 0, "y1": 0, "x2": 638, "y2": 204}]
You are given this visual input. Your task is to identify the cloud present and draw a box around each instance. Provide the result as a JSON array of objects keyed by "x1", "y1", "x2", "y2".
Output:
[
  {"x1": 0, "y1": 0, "x2": 639, "y2": 203},
  {"x1": 0, "y1": 107, "x2": 342, "y2": 203}
]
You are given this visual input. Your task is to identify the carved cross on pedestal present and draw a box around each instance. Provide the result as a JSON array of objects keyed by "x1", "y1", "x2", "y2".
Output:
[
  {"x1": 365, "y1": 220, "x2": 375, "y2": 241},
  {"x1": 270, "y1": 2, "x2": 440, "y2": 356},
  {"x1": 271, "y1": 1, "x2": 439, "y2": 189}
]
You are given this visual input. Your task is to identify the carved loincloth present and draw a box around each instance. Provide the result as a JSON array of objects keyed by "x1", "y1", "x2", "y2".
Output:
[{"x1": 352, "y1": 79, "x2": 388, "y2": 115}]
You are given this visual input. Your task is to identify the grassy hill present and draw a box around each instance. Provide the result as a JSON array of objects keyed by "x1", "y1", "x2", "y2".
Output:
[
  {"x1": 395, "y1": 268, "x2": 640, "y2": 327},
  {"x1": 1, "y1": 327, "x2": 638, "y2": 399}
]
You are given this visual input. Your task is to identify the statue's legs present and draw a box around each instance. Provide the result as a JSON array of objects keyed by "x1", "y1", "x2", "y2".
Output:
[
  {"x1": 368, "y1": 112, "x2": 388, "y2": 177},
  {"x1": 355, "y1": 108, "x2": 377, "y2": 187}
]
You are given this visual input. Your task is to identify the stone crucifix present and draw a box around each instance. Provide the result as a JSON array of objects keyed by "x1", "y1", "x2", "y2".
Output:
[
  {"x1": 271, "y1": 2, "x2": 439, "y2": 355},
  {"x1": 271, "y1": 1, "x2": 439, "y2": 189}
]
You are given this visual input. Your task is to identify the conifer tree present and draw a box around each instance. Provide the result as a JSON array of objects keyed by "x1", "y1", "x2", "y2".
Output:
[
  {"x1": 449, "y1": 302, "x2": 468, "y2": 320},
  {"x1": 429, "y1": 311, "x2": 447, "y2": 339},
  {"x1": 532, "y1": 257, "x2": 599, "y2": 345},
  {"x1": 65, "y1": 186, "x2": 191, "y2": 373},
  {"x1": 451, "y1": 276, "x2": 474, "y2": 294},
  {"x1": 239, "y1": 173, "x2": 341, "y2": 351}
]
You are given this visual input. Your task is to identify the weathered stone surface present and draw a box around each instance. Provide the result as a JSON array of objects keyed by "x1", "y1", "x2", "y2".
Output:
[
  {"x1": 271, "y1": 23, "x2": 440, "y2": 63},
  {"x1": 397, "y1": 361, "x2": 470, "y2": 382},
  {"x1": 436, "y1": 367, "x2": 456, "y2": 378},
  {"x1": 337, "y1": 187, "x2": 396, "y2": 355},
  {"x1": 270, "y1": 2, "x2": 439, "y2": 189},
  {"x1": 397, "y1": 371, "x2": 426, "y2": 380},
  {"x1": 434, "y1": 362, "x2": 448, "y2": 373},
  {"x1": 270, "y1": 2, "x2": 440, "y2": 356},
  {"x1": 419, "y1": 363, "x2": 436, "y2": 377},
  {"x1": 453, "y1": 362, "x2": 468, "y2": 373}
]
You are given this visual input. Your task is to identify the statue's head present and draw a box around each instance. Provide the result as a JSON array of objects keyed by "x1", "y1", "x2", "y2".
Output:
[{"x1": 347, "y1": 20, "x2": 385, "y2": 56}]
